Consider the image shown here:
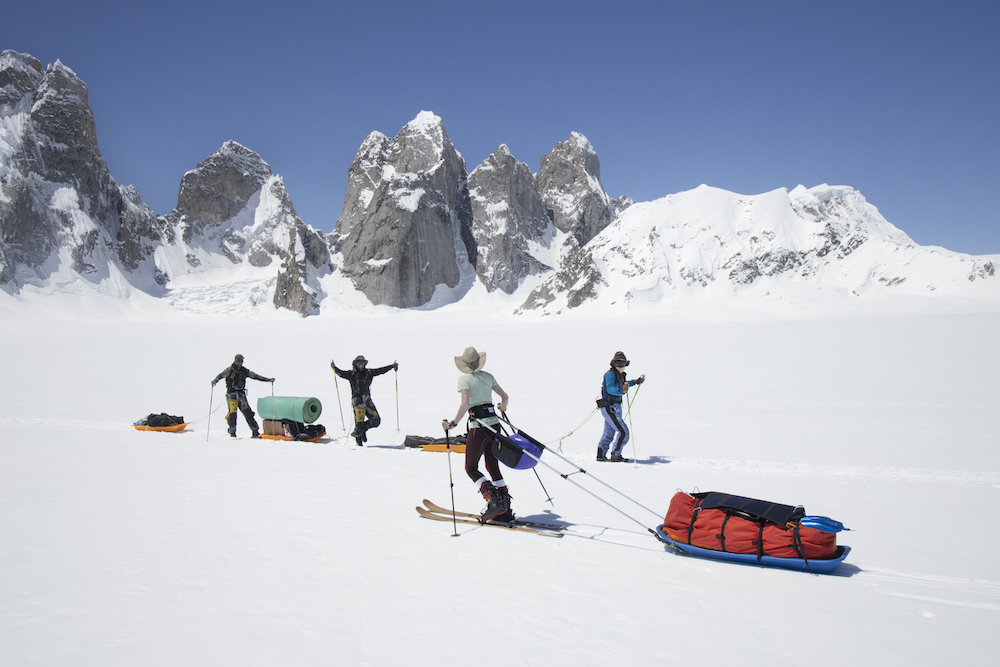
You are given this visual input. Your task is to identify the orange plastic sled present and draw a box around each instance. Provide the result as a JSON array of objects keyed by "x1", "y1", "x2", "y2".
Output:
[
  {"x1": 133, "y1": 423, "x2": 190, "y2": 433},
  {"x1": 260, "y1": 432, "x2": 328, "y2": 443}
]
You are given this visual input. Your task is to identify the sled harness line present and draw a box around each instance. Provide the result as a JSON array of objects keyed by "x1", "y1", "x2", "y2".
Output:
[
  {"x1": 482, "y1": 413, "x2": 661, "y2": 535},
  {"x1": 542, "y1": 406, "x2": 601, "y2": 453}
]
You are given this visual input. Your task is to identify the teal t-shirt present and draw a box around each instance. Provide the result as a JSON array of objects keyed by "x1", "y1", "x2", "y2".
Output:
[{"x1": 457, "y1": 371, "x2": 499, "y2": 426}]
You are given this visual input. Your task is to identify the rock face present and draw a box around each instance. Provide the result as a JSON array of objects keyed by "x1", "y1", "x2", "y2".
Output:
[
  {"x1": 157, "y1": 145, "x2": 332, "y2": 313},
  {"x1": 537, "y1": 132, "x2": 618, "y2": 251},
  {"x1": 334, "y1": 112, "x2": 475, "y2": 308},
  {"x1": 273, "y1": 220, "x2": 330, "y2": 316},
  {"x1": 0, "y1": 50, "x2": 329, "y2": 311},
  {"x1": 468, "y1": 145, "x2": 555, "y2": 294},
  {"x1": 172, "y1": 141, "x2": 273, "y2": 238},
  {"x1": 0, "y1": 50, "x2": 165, "y2": 291}
]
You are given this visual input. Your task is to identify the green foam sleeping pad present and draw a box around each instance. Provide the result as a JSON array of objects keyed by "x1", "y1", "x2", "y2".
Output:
[{"x1": 256, "y1": 396, "x2": 323, "y2": 424}]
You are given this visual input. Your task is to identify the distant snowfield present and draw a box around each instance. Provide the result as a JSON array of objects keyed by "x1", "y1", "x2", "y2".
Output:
[{"x1": 2, "y1": 292, "x2": 999, "y2": 665}]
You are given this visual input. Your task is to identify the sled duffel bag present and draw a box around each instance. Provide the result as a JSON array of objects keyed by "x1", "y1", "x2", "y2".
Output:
[{"x1": 662, "y1": 491, "x2": 836, "y2": 559}]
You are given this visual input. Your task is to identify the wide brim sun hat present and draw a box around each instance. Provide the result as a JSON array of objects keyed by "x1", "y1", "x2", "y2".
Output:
[{"x1": 454, "y1": 347, "x2": 487, "y2": 374}]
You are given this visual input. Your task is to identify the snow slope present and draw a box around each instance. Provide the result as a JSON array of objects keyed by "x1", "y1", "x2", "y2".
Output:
[{"x1": 1, "y1": 301, "x2": 999, "y2": 665}]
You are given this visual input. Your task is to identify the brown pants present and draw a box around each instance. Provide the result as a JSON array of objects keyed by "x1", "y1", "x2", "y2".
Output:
[{"x1": 464, "y1": 427, "x2": 502, "y2": 483}]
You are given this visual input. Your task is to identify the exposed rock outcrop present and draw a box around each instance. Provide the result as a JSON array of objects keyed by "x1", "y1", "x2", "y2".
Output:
[
  {"x1": 335, "y1": 112, "x2": 475, "y2": 308},
  {"x1": 468, "y1": 145, "x2": 555, "y2": 294},
  {"x1": 273, "y1": 220, "x2": 330, "y2": 316},
  {"x1": 0, "y1": 50, "x2": 164, "y2": 292},
  {"x1": 537, "y1": 132, "x2": 617, "y2": 252}
]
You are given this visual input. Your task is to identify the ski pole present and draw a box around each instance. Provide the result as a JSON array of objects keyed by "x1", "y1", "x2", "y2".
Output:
[
  {"x1": 444, "y1": 425, "x2": 458, "y2": 536},
  {"x1": 332, "y1": 366, "x2": 346, "y2": 433},
  {"x1": 394, "y1": 367, "x2": 400, "y2": 433},
  {"x1": 533, "y1": 468, "x2": 554, "y2": 505},
  {"x1": 206, "y1": 384, "x2": 215, "y2": 442},
  {"x1": 624, "y1": 390, "x2": 637, "y2": 468}
]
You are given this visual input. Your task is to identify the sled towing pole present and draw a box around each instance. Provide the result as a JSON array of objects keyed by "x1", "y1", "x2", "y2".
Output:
[
  {"x1": 494, "y1": 415, "x2": 662, "y2": 531},
  {"x1": 443, "y1": 425, "x2": 459, "y2": 536}
]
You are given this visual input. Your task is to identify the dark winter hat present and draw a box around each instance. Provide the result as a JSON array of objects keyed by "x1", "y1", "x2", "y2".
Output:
[
  {"x1": 234, "y1": 354, "x2": 244, "y2": 363},
  {"x1": 610, "y1": 351, "x2": 629, "y2": 367},
  {"x1": 454, "y1": 347, "x2": 486, "y2": 374},
  {"x1": 353, "y1": 355, "x2": 368, "y2": 366}
]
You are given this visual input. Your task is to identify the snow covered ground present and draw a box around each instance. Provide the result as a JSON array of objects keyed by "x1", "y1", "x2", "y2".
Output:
[{"x1": 2, "y1": 292, "x2": 999, "y2": 665}]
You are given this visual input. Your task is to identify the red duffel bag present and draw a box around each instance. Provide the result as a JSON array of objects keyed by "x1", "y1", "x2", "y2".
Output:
[{"x1": 662, "y1": 491, "x2": 836, "y2": 560}]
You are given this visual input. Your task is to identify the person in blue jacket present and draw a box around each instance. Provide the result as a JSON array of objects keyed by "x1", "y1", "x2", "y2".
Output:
[{"x1": 596, "y1": 351, "x2": 645, "y2": 462}]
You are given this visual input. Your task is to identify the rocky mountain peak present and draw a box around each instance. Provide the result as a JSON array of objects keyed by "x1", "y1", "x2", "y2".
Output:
[
  {"x1": 174, "y1": 141, "x2": 272, "y2": 232},
  {"x1": 336, "y1": 112, "x2": 475, "y2": 308},
  {"x1": 0, "y1": 50, "x2": 43, "y2": 109},
  {"x1": 468, "y1": 145, "x2": 555, "y2": 294},
  {"x1": 537, "y1": 132, "x2": 615, "y2": 250}
]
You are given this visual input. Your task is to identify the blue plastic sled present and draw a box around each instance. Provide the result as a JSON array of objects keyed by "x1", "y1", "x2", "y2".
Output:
[{"x1": 656, "y1": 526, "x2": 851, "y2": 574}]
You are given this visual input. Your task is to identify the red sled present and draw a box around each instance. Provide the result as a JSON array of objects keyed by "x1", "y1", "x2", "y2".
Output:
[{"x1": 657, "y1": 491, "x2": 850, "y2": 574}]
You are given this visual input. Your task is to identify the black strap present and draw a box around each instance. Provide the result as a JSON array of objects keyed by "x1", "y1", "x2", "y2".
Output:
[
  {"x1": 717, "y1": 513, "x2": 732, "y2": 552},
  {"x1": 755, "y1": 522, "x2": 765, "y2": 563},
  {"x1": 685, "y1": 501, "x2": 703, "y2": 545},
  {"x1": 468, "y1": 404, "x2": 496, "y2": 420}
]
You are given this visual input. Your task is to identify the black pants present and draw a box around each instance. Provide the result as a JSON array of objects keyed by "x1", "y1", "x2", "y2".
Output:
[
  {"x1": 226, "y1": 391, "x2": 258, "y2": 434},
  {"x1": 352, "y1": 394, "x2": 380, "y2": 434},
  {"x1": 465, "y1": 427, "x2": 502, "y2": 484}
]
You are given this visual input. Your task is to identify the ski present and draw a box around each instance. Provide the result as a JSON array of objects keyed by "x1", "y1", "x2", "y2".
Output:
[
  {"x1": 415, "y1": 507, "x2": 562, "y2": 537},
  {"x1": 422, "y1": 499, "x2": 567, "y2": 532}
]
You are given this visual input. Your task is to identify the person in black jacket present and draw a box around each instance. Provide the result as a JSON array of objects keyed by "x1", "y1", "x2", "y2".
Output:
[
  {"x1": 331, "y1": 355, "x2": 397, "y2": 446},
  {"x1": 211, "y1": 354, "x2": 274, "y2": 438}
]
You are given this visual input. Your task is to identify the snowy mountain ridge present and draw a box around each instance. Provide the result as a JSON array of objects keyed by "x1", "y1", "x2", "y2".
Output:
[
  {"x1": 517, "y1": 183, "x2": 998, "y2": 315},
  {"x1": 1, "y1": 50, "x2": 997, "y2": 319}
]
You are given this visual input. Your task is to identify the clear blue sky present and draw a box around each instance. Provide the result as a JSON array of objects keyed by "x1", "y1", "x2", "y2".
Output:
[{"x1": 4, "y1": 0, "x2": 998, "y2": 254}]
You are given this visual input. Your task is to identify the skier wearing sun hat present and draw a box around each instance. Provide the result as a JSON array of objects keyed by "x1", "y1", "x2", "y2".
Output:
[
  {"x1": 442, "y1": 346, "x2": 513, "y2": 522},
  {"x1": 596, "y1": 351, "x2": 644, "y2": 462}
]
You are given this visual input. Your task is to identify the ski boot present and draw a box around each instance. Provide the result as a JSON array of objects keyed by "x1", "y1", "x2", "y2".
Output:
[
  {"x1": 479, "y1": 482, "x2": 511, "y2": 523},
  {"x1": 491, "y1": 486, "x2": 514, "y2": 523},
  {"x1": 596, "y1": 447, "x2": 608, "y2": 462},
  {"x1": 609, "y1": 453, "x2": 630, "y2": 463},
  {"x1": 251, "y1": 430, "x2": 261, "y2": 439}
]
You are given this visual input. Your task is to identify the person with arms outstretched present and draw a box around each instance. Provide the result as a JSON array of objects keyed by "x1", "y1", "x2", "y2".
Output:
[
  {"x1": 332, "y1": 355, "x2": 397, "y2": 446},
  {"x1": 211, "y1": 354, "x2": 274, "y2": 438}
]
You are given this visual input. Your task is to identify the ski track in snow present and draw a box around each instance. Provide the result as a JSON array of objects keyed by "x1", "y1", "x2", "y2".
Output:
[
  {"x1": 857, "y1": 567, "x2": 1000, "y2": 612},
  {"x1": 7, "y1": 417, "x2": 997, "y2": 489}
]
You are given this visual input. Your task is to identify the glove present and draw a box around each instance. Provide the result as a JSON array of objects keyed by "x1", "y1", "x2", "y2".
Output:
[
  {"x1": 270, "y1": 378, "x2": 276, "y2": 383},
  {"x1": 635, "y1": 375, "x2": 645, "y2": 385},
  {"x1": 211, "y1": 379, "x2": 217, "y2": 386},
  {"x1": 393, "y1": 361, "x2": 399, "y2": 371}
]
